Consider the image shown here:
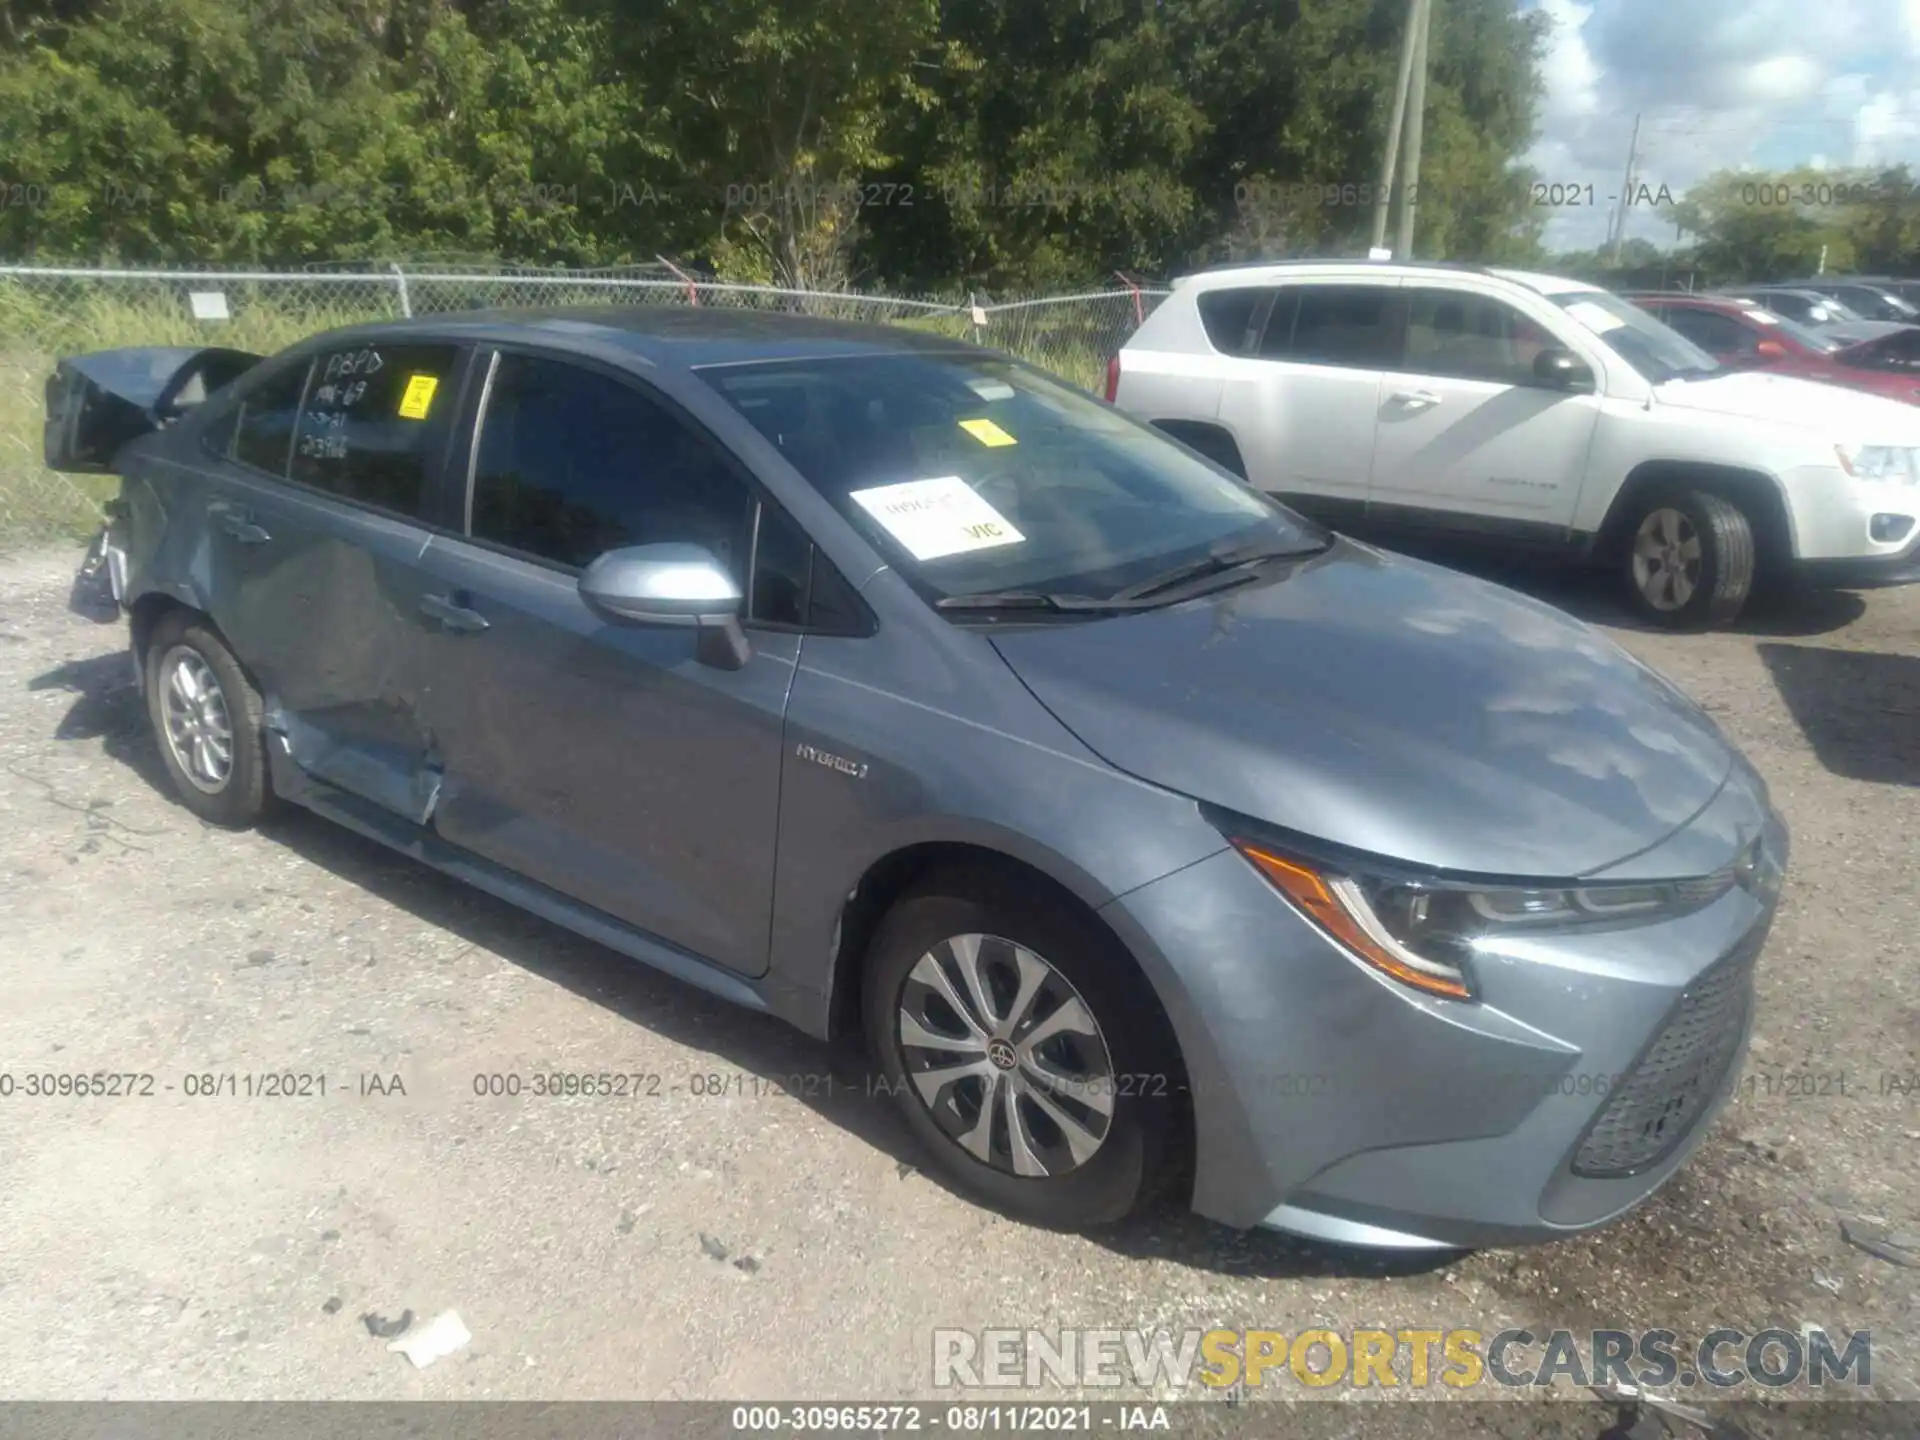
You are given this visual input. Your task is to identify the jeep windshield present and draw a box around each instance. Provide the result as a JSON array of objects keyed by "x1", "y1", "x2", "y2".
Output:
[
  {"x1": 1554, "y1": 291, "x2": 1723, "y2": 384},
  {"x1": 699, "y1": 352, "x2": 1329, "y2": 612}
]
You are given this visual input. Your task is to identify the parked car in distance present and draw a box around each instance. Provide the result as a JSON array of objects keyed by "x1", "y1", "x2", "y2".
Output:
[
  {"x1": 55, "y1": 307, "x2": 1789, "y2": 1251},
  {"x1": 1827, "y1": 327, "x2": 1920, "y2": 403},
  {"x1": 1774, "y1": 278, "x2": 1920, "y2": 324},
  {"x1": 1712, "y1": 286, "x2": 1907, "y2": 345},
  {"x1": 1622, "y1": 291, "x2": 1839, "y2": 366},
  {"x1": 1111, "y1": 260, "x2": 1920, "y2": 627},
  {"x1": 1623, "y1": 292, "x2": 1920, "y2": 405},
  {"x1": 1841, "y1": 275, "x2": 1920, "y2": 308}
]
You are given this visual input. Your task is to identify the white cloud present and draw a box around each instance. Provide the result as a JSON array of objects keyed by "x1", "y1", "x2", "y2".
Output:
[{"x1": 1517, "y1": 0, "x2": 1920, "y2": 253}]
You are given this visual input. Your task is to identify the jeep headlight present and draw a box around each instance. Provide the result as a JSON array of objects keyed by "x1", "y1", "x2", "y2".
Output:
[{"x1": 1835, "y1": 444, "x2": 1920, "y2": 484}]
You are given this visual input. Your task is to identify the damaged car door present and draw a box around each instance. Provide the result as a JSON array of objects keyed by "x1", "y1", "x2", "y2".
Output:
[{"x1": 201, "y1": 341, "x2": 471, "y2": 821}]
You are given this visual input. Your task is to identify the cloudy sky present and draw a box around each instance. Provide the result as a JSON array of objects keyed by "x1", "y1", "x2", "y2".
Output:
[{"x1": 1521, "y1": 0, "x2": 1920, "y2": 251}]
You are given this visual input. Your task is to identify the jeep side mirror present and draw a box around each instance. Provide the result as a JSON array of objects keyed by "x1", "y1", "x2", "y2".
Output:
[{"x1": 1533, "y1": 347, "x2": 1595, "y2": 392}]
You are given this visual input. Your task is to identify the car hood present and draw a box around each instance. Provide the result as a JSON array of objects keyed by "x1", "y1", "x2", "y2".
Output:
[
  {"x1": 1653, "y1": 368, "x2": 1920, "y2": 437},
  {"x1": 990, "y1": 541, "x2": 1737, "y2": 879}
]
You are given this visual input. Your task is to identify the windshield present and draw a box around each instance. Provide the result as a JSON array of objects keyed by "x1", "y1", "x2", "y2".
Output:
[
  {"x1": 1745, "y1": 306, "x2": 1842, "y2": 353},
  {"x1": 699, "y1": 353, "x2": 1323, "y2": 607},
  {"x1": 1801, "y1": 293, "x2": 1860, "y2": 322},
  {"x1": 1555, "y1": 291, "x2": 1721, "y2": 383}
]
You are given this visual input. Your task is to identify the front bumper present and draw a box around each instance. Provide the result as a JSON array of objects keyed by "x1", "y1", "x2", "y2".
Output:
[
  {"x1": 1792, "y1": 530, "x2": 1920, "y2": 589},
  {"x1": 1099, "y1": 789, "x2": 1787, "y2": 1250},
  {"x1": 1779, "y1": 464, "x2": 1920, "y2": 582}
]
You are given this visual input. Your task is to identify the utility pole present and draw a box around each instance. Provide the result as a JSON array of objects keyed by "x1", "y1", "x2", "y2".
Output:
[
  {"x1": 1369, "y1": 0, "x2": 1424, "y2": 254},
  {"x1": 1392, "y1": 0, "x2": 1431, "y2": 259},
  {"x1": 1607, "y1": 113, "x2": 1641, "y2": 265}
]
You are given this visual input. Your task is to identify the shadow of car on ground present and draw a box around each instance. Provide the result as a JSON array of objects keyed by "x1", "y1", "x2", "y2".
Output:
[{"x1": 27, "y1": 645, "x2": 1465, "y2": 1281}]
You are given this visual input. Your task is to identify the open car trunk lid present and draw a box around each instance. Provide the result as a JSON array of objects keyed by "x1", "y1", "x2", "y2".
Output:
[{"x1": 44, "y1": 346, "x2": 264, "y2": 473}]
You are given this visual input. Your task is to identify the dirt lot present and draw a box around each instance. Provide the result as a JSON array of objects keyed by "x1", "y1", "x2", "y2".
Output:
[{"x1": 0, "y1": 540, "x2": 1916, "y2": 1418}]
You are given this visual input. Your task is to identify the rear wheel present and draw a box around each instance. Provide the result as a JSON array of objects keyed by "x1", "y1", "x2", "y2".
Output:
[
  {"x1": 145, "y1": 612, "x2": 274, "y2": 828},
  {"x1": 1619, "y1": 488, "x2": 1755, "y2": 629},
  {"x1": 863, "y1": 874, "x2": 1180, "y2": 1228}
]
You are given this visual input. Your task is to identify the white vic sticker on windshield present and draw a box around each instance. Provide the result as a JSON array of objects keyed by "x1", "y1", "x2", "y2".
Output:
[
  {"x1": 849, "y1": 476, "x2": 1026, "y2": 561},
  {"x1": 1564, "y1": 300, "x2": 1627, "y2": 333}
]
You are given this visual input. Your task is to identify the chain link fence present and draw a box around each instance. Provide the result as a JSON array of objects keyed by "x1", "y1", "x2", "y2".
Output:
[{"x1": 0, "y1": 263, "x2": 1168, "y2": 547}]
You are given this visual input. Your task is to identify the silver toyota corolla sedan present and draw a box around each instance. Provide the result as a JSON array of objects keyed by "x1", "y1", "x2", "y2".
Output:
[{"x1": 53, "y1": 309, "x2": 1788, "y2": 1250}]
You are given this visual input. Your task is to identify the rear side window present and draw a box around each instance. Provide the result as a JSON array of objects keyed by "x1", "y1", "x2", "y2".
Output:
[
  {"x1": 228, "y1": 359, "x2": 311, "y2": 476},
  {"x1": 1195, "y1": 288, "x2": 1270, "y2": 355},
  {"x1": 1268, "y1": 285, "x2": 1403, "y2": 369},
  {"x1": 289, "y1": 342, "x2": 459, "y2": 516}
]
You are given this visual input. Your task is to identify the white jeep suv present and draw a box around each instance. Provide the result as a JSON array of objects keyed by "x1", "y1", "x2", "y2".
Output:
[{"x1": 1108, "y1": 260, "x2": 1920, "y2": 627}]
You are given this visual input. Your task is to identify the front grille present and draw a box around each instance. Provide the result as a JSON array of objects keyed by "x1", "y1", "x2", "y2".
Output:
[{"x1": 1571, "y1": 942, "x2": 1757, "y2": 1178}]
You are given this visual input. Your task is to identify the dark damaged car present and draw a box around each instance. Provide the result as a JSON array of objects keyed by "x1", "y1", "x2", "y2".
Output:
[{"x1": 52, "y1": 309, "x2": 1788, "y2": 1249}]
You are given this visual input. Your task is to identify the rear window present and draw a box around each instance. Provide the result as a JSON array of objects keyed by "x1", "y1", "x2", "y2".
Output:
[{"x1": 1195, "y1": 288, "x2": 1270, "y2": 355}]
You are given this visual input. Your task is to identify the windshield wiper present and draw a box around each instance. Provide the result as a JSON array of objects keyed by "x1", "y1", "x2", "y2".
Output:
[
  {"x1": 934, "y1": 589, "x2": 1127, "y2": 613},
  {"x1": 1109, "y1": 537, "x2": 1326, "y2": 603}
]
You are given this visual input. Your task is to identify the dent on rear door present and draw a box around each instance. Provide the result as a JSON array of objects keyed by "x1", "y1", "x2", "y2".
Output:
[
  {"x1": 210, "y1": 341, "x2": 461, "y2": 821},
  {"x1": 213, "y1": 476, "x2": 439, "y2": 819}
]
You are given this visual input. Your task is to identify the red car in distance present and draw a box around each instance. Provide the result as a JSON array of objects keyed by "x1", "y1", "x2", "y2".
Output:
[{"x1": 1624, "y1": 292, "x2": 1920, "y2": 405}]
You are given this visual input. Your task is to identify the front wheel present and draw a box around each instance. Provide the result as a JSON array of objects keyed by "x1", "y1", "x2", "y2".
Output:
[
  {"x1": 862, "y1": 877, "x2": 1181, "y2": 1228},
  {"x1": 1620, "y1": 488, "x2": 1755, "y2": 629}
]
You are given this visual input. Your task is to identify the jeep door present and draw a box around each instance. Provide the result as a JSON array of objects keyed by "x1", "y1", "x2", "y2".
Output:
[
  {"x1": 1213, "y1": 280, "x2": 1405, "y2": 527},
  {"x1": 1365, "y1": 284, "x2": 1605, "y2": 534}
]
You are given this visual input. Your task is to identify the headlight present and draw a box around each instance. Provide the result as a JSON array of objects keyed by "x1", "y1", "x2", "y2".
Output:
[
  {"x1": 1228, "y1": 838, "x2": 1754, "y2": 1002},
  {"x1": 1834, "y1": 444, "x2": 1920, "y2": 484}
]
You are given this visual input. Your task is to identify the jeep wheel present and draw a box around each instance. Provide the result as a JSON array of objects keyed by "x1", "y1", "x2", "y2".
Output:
[{"x1": 1621, "y1": 489, "x2": 1755, "y2": 629}]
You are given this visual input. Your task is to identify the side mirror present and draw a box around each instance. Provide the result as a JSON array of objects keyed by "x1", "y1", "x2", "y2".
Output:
[
  {"x1": 1754, "y1": 339, "x2": 1788, "y2": 361},
  {"x1": 1533, "y1": 347, "x2": 1595, "y2": 392},
  {"x1": 578, "y1": 543, "x2": 750, "y2": 670}
]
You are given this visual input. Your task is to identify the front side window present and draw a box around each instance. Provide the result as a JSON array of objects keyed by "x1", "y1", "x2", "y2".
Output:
[
  {"x1": 1554, "y1": 290, "x2": 1720, "y2": 384},
  {"x1": 1750, "y1": 309, "x2": 1841, "y2": 353},
  {"x1": 1661, "y1": 308, "x2": 1757, "y2": 356},
  {"x1": 228, "y1": 359, "x2": 312, "y2": 476},
  {"x1": 1267, "y1": 284, "x2": 1403, "y2": 369},
  {"x1": 470, "y1": 353, "x2": 758, "y2": 579},
  {"x1": 1403, "y1": 289, "x2": 1558, "y2": 384},
  {"x1": 699, "y1": 352, "x2": 1324, "y2": 608},
  {"x1": 289, "y1": 342, "x2": 460, "y2": 515}
]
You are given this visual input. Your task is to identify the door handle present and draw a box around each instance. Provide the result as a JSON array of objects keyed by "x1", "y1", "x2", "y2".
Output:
[
  {"x1": 1390, "y1": 389, "x2": 1444, "y2": 408},
  {"x1": 214, "y1": 507, "x2": 271, "y2": 544},
  {"x1": 420, "y1": 592, "x2": 491, "y2": 634}
]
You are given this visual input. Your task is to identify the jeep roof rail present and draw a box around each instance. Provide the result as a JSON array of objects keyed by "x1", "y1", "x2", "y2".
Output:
[{"x1": 1183, "y1": 257, "x2": 1498, "y2": 279}]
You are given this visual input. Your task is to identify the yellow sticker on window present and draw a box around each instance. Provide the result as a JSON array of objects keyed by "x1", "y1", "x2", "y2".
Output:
[
  {"x1": 958, "y1": 417, "x2": 1018, "y2": 447},
  {"x1": 398, "y1": 374, "x2": 439, "y2": 420}
]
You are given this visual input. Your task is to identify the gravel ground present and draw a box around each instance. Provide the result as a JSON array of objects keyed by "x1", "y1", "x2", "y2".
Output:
[{"x1": 0, "y1": 540, "x2": 1916, "y2": 1425}]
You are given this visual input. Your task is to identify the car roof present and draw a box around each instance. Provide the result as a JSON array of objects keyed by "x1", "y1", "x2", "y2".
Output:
[
  {"x1": 277, "y1": 305, "x2": 983, "y2": 369},
  {"x1": 1622, "y1": 292, "x2": 1758, "y2": 309},
  {"x1": 1170, "y1": 259, "x2": 1600, "y2": 297}
]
